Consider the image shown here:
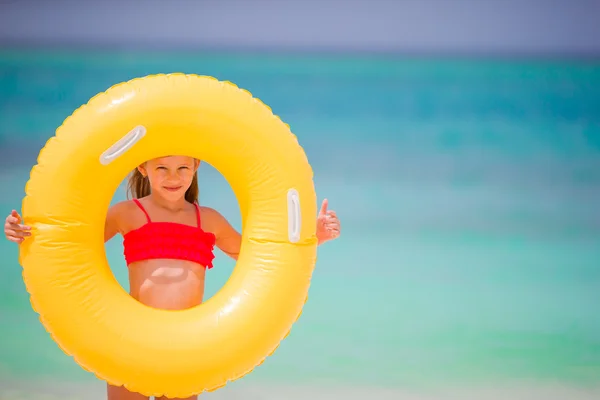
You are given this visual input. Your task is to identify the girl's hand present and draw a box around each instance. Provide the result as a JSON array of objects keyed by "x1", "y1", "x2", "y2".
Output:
[
  {"x1": 4, "y1": 210, "x2": 31, "y2": 244},
  {"x1": 316, "y1": 199, "x2": 341, "y2": 245}
]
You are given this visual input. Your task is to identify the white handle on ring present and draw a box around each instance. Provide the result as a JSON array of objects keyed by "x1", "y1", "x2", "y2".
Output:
[
  {"x1": 99, "y1": 125, "x2": 146, "y2": 165},
  {"x1": 287, "y1": 188, "x2": 301, "y2": 243}
]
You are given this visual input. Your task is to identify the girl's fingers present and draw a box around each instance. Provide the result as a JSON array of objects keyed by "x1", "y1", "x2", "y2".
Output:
[{"x1": 4, "y1": 227, "x2": 30, "y2": 237}]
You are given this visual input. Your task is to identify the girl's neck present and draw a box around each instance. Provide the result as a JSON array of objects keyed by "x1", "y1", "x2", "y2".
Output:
[{"x1": 147, "y1": 193, "x2": 188, "y2": 212}]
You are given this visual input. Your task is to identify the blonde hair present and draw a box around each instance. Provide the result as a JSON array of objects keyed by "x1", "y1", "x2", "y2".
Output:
[{"x1": 126, "y1": 168, "x2": 199, "y2": 204}]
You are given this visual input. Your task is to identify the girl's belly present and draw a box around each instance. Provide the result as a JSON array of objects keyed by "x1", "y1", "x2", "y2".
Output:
[{"x1": 127, "y1": 259, "x2": 207, "y2": 310}]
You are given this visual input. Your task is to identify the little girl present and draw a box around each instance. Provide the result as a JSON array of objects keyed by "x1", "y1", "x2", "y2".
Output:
[{"x1": 3, "y1": 155, "x2": 341, "y2": 400}]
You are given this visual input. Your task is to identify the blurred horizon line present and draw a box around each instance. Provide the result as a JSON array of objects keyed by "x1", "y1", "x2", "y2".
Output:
[{"x1": 2, "y1": 40, "x2": 600, "y2": 62}]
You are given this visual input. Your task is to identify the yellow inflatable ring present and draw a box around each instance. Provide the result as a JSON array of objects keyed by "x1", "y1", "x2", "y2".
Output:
[{"x1": 19, "y1": 74, "x2": 318, "y2": 398}]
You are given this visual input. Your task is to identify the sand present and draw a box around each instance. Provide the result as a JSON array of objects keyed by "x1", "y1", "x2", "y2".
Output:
[{"x1": 2, "y1": 380, "x2": 600, "y2": 400}]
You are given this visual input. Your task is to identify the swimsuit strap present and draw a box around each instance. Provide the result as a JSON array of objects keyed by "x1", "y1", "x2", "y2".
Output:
[
  {"x1": 194, "y1": 203, "x2": 202, "y2": 228},
  {"x1": 133, "y1": 199, "x2": 151, "y2": 222}
]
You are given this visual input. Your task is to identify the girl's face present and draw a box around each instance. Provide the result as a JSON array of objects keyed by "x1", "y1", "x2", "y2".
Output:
[{"x1": 138, "y1": 156, "x2": 199, "y2": 201}]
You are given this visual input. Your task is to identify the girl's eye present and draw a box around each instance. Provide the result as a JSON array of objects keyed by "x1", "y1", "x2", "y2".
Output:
[
  {"x1": 157, "y1": 166, "x2": 167, "y2": 170},
  {"x1": 179, "y1": 166, "x2": 189, "y2": 170}
]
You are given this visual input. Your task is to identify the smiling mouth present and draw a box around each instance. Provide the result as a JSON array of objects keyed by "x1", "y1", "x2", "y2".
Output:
[{"x1": 163, "y1": 186, "x2": 182, "y2": 192}]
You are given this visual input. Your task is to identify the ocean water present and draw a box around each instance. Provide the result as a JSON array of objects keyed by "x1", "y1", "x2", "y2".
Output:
[{"x1": 0, "y1": 48, "x2": 600, "y2": 399}]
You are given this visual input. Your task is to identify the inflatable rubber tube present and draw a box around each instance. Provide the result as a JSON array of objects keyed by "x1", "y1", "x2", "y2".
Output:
[{"x1": 19, "y1": 74, "x2": 318, "y2": 398}]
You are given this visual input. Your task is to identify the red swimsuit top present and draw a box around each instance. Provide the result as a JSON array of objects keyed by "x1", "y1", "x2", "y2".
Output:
[{"x1": 123, "y1": 199, "x2": 216, "y2": 268}]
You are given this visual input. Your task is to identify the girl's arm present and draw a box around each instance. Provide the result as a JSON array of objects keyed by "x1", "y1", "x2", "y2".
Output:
[
  {"x1": 203, "y1": 200, "x2": 341, "y2": 261},
  {"x1": 202, "y1": 207, "x2": 242, "y2": 260},
  {"x1": 5, "y1": 203, "x2": 126, "y2": 244},
  {"x1": 104, "y1": 202, "x2": 129, "y2": 243}
]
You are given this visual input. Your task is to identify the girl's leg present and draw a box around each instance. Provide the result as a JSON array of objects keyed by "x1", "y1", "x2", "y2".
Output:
[{"x1": 107, "y1": 383, "x2": 149, "y2": 400}]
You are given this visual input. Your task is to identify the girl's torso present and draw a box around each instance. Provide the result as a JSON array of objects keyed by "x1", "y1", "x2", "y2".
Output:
[{"x1": 120, "y1": 198, "x2": 216, "y2": 310}]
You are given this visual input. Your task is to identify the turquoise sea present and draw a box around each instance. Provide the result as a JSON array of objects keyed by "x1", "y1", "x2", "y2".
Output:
[{"x1": 0, "y1": 48, "x2": 600, "y2": 399}]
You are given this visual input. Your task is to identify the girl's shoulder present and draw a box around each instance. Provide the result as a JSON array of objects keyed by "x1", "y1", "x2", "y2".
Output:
[
  {"x1": 198, "y1": 206, "x2": 229, "y2": 231},
  {"x1": 109, "y1": 199, "x2": 142, "y2": 215},
  {"x1": 198, "y1": 206, "x2": 220, "y2": 222},
  {"x1": 107, "y1": 200, "x2": 145, "y2": 232}
]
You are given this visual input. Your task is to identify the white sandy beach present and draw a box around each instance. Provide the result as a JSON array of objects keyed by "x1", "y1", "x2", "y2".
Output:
[{"x1": 2, "y1": 380, "x2": 600, "y2": 400}]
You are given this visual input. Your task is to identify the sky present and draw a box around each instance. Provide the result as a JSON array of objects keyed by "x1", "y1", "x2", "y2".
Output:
[{"x1": 0, "y1": 0, "x2": 599, "y2": 55}]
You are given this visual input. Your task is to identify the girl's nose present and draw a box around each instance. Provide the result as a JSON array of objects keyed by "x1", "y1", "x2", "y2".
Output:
[{"x1": 167, "y1": 170, "x2": 179, "y2": 179}]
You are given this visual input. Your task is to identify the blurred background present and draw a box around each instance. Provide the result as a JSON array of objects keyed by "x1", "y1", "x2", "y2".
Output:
[{"x1": 1, "y1": 0, "x2": 600, "y2": 399}]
